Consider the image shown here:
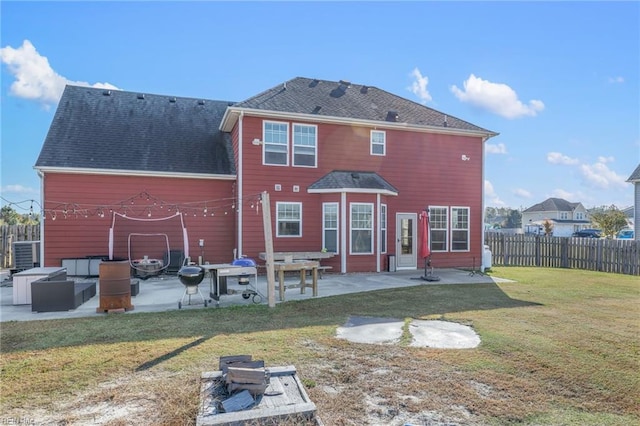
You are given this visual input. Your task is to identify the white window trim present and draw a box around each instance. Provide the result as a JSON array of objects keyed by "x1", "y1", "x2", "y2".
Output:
[
  {"x1": 292, "y1": 123, "x2": 318, "y2": 168},
  {"x1": 276, "y1": 201, "x2": 302, "y2": 237},
  {"x1": 263, "y1": 120, "x2": 289, "y2": 167},
  {"x1": 370, "y1": 130, "x2": 386, "y2": 156},
  {"x1": 350, "y1": 202, "x2": 374, "y2": 255},
  {"x1": 380, "y1": 204, "x2": 387, "y2": 254},
  {"x1": 429, "y1": 205, "x2": 448, "y2": 252},
  {"x1": 322, "y1": 202, "x2": 339, "y2": 254},
  {"x1": 450, "y1": 206, "x2": 470, "y2": 252}
]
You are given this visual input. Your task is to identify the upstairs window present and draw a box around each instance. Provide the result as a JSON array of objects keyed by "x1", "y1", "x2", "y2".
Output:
[
  {"x1": 293, "y1": 124, "x2": 317, "y2": 167},
  {"x1": 451, "y1": 207, "x2": 470, "y2": 251},
  {"x1": 371, "y1": 130, "x2": 386, "y2": 156},
  {"x1": 264, "y1": 121, "x2": 288, "y2": 166},
  {"x1": 276, "y1": 202, "x2": 301, "y2": 237}
]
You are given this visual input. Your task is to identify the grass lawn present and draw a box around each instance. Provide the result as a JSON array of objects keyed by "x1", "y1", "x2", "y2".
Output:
[{"x1": 1, "y1": 267, "x2": 638, "y2": 425}]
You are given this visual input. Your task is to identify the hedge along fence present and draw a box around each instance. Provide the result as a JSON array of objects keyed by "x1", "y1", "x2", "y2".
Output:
[
  {"x1": 485, "y1": 232, "x2": 640, "y2": 276},
  {"x1": 1, "y1": 224, "x2": 41, "y2": 269}
]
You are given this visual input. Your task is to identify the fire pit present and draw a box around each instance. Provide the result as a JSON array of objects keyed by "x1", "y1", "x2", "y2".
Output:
[{"x1": 177, "y1": 265, "x2": 208, "y2": 309}]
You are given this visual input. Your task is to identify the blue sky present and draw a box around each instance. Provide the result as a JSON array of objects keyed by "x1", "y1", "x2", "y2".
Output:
[{"x1": 2, "y1": 1, "x2": 639, "y2": 216}]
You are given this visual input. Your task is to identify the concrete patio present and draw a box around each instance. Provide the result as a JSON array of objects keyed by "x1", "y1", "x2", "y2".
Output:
[{"x1": 1, "y1": 268, "x2": 503, "y2": 322}]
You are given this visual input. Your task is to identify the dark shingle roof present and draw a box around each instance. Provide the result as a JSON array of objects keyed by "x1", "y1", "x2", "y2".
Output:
[
  {"x1": 627, "y1": 164, "x2": 640, "y2": 182},
  {"x1": 523, "y1": 197, "x2": 580, "y2": 213},
  {"x1": 229, "y1": 77, "x2": 497, "y2": 135},
  {"x1": 308, "y1": 171, "x2": 398, "y2": 195},
  {"x1": 35, "y1": 85, "x2": 235, "y2": 175}
]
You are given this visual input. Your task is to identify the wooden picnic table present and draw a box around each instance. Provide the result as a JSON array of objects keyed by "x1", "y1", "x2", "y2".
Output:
[
  {"x1": 259, "y1": 251, "x2": 335, "y2": 278},
  {"x1": 259, "y1": 251, "x2": 335, "y2": 261},
  {"x1": 273, "y1": 260, "x2": 319, "y2": 301}
]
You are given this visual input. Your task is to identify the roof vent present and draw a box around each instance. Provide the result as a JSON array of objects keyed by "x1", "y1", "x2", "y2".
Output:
[
  {"x1": 169, "y1": 97, "x2": 176, "y2": 103},
  {"x1": 137, "y1": 93, "x2": 145, "y2": 100},
  {"x1": 360, "y1": 86, "x2": 369, "y2": 94},
  {"x1": 309, "y1": 79, "x2": 319, "y2": 88},
  {"x1": 386, "y1": 111, "x2": 399, "y2": 122},
  {"x1": 102, "y1": 90, "x2": 111, "y2": 96},
  {"x1": 339, "y1": 80, "x2": 351, "y2": 87},
  {"x1": 443, "y1": 115, "x2": 448, "y2": 127},
  {"x1": 312, "y1": 105, "x2": 322, "y2": 114},
  {"x1": 198, "y1": 100, "x2": 205, "y2": 105},
  {"x1": 351, "y1": 172, "x2": 360, "y2": 179}
]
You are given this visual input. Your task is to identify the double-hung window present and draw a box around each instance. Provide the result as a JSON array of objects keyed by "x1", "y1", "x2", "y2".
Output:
[
  {"x1": 350, "y1": 203, "x2": 373, "y2": 254},
  {"x1": 276, "y1": 202, "x2": 302, "y2": 237},
  {"x1": 322, "y1": 203, "x2": 338, "y2": 253},
  {"x1": 451, "y1": 207, "x2": 470, "y2": 251},
  {"x1": 371, "y1": 130, "x2": 386, "y2": 156},
  {"x1": 293, "y1": 124, "x2": 317, "y2": 167},
  {"x1": 264, "y1": 121, "x2": 288, "y2": 166},
  {"x1": 380, "y1": 204, "x2": 387, "y2": 253},
  {"x1": 429, "y1": 206, "x2": 448, "y2": 251}
]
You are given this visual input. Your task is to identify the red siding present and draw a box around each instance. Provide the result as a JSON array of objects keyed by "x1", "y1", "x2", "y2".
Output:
[
  {"x1": 42, "y1": 173, "x2": 235, "y2": 267},
  {"x1": 236, "y1": 116, "x2": 485, "y2": 271}
]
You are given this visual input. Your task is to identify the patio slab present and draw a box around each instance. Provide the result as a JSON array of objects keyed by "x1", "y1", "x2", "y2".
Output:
[{"x1": 0, "y1": 268, "x2": 505, "y2": 322}]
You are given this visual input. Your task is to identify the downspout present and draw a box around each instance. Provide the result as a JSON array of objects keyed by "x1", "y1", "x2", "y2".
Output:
[
  {"x1": 341, "y1": 192, "x2": 347, "y2": 273},
  {"x1": 237, "y1": 112, "x2": 244, "y2": 258},
  {"x1": 37, "y1": 169, "x2": 45, "y2": 266},
  {"x1": 481, "y1": 136, "x2": 487, "y2": 271}
]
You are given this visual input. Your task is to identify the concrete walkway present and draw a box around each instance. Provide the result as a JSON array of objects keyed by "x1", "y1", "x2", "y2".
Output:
[{"x1": 0, "y1": 268, "x2": 503, "y2": 323}]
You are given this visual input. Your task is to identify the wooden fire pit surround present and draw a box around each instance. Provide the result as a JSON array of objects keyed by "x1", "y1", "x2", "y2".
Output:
[{"x1": 197, "y1": 355, "x2": 317, "y2": 425}]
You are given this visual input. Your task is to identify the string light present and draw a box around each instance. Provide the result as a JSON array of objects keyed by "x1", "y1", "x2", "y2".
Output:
[{"x1": 5, "y1": 190, "x2": 262, "y2": 221}]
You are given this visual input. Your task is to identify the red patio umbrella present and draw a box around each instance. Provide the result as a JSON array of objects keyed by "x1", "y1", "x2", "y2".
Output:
[
  {"x1": 418, "y1": 209, "x2": 439, "y2": 281},
  {"x1": 419, "y1": 210, "x2": 430, "y2": 260}
]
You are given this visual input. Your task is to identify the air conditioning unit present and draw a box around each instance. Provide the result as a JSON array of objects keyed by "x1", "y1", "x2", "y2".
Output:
[{"x1": 12, "y1": 241, "x2": 40, "y2": 271}]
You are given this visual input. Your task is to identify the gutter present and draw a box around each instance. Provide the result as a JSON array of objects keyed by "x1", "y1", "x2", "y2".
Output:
[
  {"x1": 33, "y1": 167, "x2": 236, "y2": 181},
  {"x1": 221, "y1": 107, "x2": 499, "y2": 139}
]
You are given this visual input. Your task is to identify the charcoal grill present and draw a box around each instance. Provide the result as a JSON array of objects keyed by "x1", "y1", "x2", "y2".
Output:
[
  {"x1": 177, "y1": 265, "x2": 208, "y2": 309},
  {"x1": 232, "y1": 258, "x2": 262, "y2": 302}
]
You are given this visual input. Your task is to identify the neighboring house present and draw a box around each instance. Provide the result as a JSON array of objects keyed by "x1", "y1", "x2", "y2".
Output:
[
  {"x1": 521, "y1": 198, "x2": 590, "y2": 237},
  {"x1": 35, "y1": 77, "x2": 497, "y2": 274},
  {"x1": 627, "y1": 164, "x2": 640, "y2": 241}
]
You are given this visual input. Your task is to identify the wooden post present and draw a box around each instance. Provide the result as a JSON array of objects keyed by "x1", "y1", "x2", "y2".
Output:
[{"x1": 261, "y1": 192, "x2": 276, "y2": 307}]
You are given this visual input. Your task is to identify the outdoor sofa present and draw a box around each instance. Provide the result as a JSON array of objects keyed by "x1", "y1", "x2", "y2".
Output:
[{"x1": 30, "y1": 272, "x2": 96, "y2": 312}]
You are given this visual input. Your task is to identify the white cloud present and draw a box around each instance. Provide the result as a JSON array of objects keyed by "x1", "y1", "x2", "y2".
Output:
[
  {"x1": 450, "y1": 74, "x2": 544, "y2": 119},
  {"x1": 547, "y1": 151, "x2": 579, "y2": 165},
  {"x1": 579, "y1": 159, "x2": 628, "y2": 190},
  {"x1": 597, "y1": 155, "x2": 614, "y2": 164},
  {"x1": 408, "y1": 67, "x2": 432, "y2": 104},
  {"x1": 484, "y1": 180, "x2": 506, "y2": 206},
  {"x1": 485, "y1": 142, "x2": 507, "y2": 154},
  {"x1": 513, "y1": 188, "x2": 532, "y2": 199},
  {"x1": 608, "y1": 76, "x2": 624, "y2": 84},
  {"x1": 550, "y1": 188, "x2": 579, "y2": 201},
  {"x1": 0, "y1": 40, "x2": 119, "y2": 107},
  {"x1": 1, "y1": 184, "x2": 38, "y2": 195}
]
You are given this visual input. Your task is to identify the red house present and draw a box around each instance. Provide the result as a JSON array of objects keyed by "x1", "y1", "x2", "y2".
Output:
[{"x1": 35, "y1": 77, "x2": 497, "y2": 274}]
